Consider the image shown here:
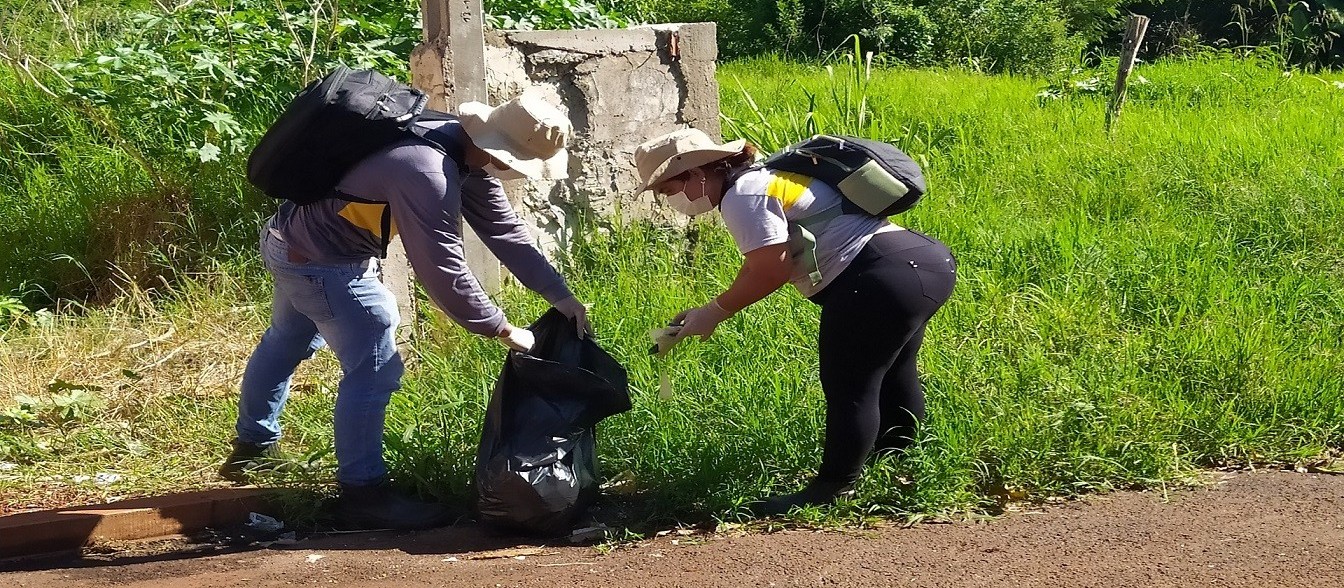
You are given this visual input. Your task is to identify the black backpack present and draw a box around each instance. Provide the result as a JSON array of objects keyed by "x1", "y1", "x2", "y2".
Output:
[
  {"x1": 761, "y1": 135, "x2": 928, "y2": 287},
  {"x1": 247, "y1": 66, "x2": 452, "y2": 205},
  {"x1": 763, "y1": 134, "x2": 926, "y2": 218}
]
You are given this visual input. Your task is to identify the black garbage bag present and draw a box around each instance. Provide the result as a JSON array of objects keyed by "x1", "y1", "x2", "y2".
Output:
[{"x1": 473, "y1": 308, "x2": 631, "y2": 535}]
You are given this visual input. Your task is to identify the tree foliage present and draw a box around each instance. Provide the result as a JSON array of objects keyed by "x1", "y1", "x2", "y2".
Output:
[
  {"x1": 1124, "y1": 1, "x2": 1344, "y2": 67},
  {"x1": 634, "y1": 0, "x2": 1344, "y2": 70}
]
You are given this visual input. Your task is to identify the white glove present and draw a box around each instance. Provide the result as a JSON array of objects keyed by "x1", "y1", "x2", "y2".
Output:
[
  {"x1": 553, "y1": 296, "x2": 594, "y2": 339},
  {"x1": 649, "y1": 325, "x2": 684, "y2": 357},
  {"x1": 671, "y1": 299, "x2": 733, "y2": 342},
  {"x1": 497, "y1": 324, "x2": 536, "y2": 353}
]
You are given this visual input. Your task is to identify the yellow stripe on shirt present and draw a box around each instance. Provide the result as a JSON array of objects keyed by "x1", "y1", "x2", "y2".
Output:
[
  {"x1": 337, "y1": 202, "x2": 399, "y2": 240},
  {"x1": 765, "y1": 171, "x2": 812, "y2": 211}
]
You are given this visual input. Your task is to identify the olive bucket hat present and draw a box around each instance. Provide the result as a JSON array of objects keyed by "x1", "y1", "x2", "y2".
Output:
[
  {"x1": 632, "y1": 128, "x2": 745, "y2": 192},
  {"x1": 459, "y1": 88, "x2": 572, "y2": 179}
]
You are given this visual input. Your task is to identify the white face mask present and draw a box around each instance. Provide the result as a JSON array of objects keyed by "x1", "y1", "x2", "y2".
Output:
[
  {"x1": 483, "y1": 162, "x2": 527, "y2": 181},
  {"x1": 667, "y1": 191, "x2": 714, "y2": 216}
]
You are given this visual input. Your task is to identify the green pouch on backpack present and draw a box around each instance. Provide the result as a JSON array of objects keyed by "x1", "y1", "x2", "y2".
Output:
[
  {"x1": 788, "y1": 223, "x2": 824, "y2": 287},
  {"x1": 787, "y1": 205, "x2": 845, "y2": 287}
]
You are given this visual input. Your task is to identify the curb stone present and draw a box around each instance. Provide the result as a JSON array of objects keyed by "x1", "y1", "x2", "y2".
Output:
[{"x1": 0, "y1": 488, "x2": 277, "y2": 559}]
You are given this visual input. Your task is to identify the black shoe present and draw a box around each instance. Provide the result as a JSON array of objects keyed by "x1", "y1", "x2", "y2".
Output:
[
  {"x1": 218, "y1": 439, "x2": 300, "y2": 483},
  {"x1": 335, "y1": 480, "x2": 453, "y2": 531},
  {"x1": 751, "y1": 478, "x2": 855, "y2": 517}
]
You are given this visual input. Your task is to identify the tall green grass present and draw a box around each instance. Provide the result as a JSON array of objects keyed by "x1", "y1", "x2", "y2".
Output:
[
  {"x1": 385, "y1": 54, "x2": 1344, "y2": 523},
  {"x1": 4, "y1": 55, "x2": 1342, "y2": 527},
  {"x1": 0, "y1": 0, "x2": 418, "y2": 302},
  {"x1": 0, "y1": 63, "x2": 267, "y2": 301}
]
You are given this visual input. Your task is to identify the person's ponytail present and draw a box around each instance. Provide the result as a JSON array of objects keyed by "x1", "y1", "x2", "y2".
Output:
[{"x1": 714, "y1": 143, "x2": 758, "y2": 171}]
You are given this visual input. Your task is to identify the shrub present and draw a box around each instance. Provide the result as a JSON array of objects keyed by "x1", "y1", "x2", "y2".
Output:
[
  {"x1": 801, "y1": 0, "x2": 938, "y2": 66},
  {"x1": 485, "y1": 0, "x2": 630, "y2": 29},
  {"x1": 628, "y1": 0, "x2": 782, "y2": 58},
  {"x1": 927, "y1": 0, "x2": 1080, "y2": 73},
  {"x1": 1123, "y1": 1, "x2": 1344, "y2": 68},
  {"x1": 637, "y1": 0, "x2": 1083, "y2": 72},
  {"x1": 1, "y1": 0, "x2": 422, "y2": 302}
]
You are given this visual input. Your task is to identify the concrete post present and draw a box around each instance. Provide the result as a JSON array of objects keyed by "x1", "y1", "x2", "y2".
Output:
[
  {"x1": 410, "y1": 0, "x2": 502, "y2": 297},
  {"x1": 480, "y1": 24, "x2": 720, "y2": 252},
  {"x1": 395, "y1": 20, "x2": 720, "y2": 327},
  {"x1": 382, "y1": 239, "x2": 417, "y2": 344}
]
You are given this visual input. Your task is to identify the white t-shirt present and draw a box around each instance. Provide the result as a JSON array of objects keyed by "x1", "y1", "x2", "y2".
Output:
[{"x1": 718, "y1": 167, "x2": 901, "y2": 297}]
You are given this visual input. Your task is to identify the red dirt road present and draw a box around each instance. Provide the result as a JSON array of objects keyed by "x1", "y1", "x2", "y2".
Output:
[{"x1": 5, "y1": 470, "x2": 1343, "y2": 588}]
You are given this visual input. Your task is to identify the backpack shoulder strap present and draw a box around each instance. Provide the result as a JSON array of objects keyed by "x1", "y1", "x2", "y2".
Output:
[
  {"x1": 791, "y1": 203, "x2": 844, "y2": 230},
  {"x1": 407, "y1": 114, "x2": 468, "y2": 175}
]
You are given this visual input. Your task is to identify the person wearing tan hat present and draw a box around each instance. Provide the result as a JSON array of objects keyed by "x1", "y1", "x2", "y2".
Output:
[
  {"x1": 223, "y1": 88, "x2": 591, "y2": 530},
  {"x1": 633, "y1": 128, "x2": 957, "y2": 516}
]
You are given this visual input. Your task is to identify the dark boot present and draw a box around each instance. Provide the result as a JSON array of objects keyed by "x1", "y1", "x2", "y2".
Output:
[
  {"x1": 218, "y1": 439, "x2": 300, "y2": 483},
  {"x1": 335, "y1": 480, "x2": 453, "y2": 531},
  {"x1": 752, "y1": 477, "x2": 855, "y2": 517}
]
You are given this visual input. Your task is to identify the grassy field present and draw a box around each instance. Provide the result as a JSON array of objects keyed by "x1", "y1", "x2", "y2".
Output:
[{"x1": 3, "y1": 55, "x2": 1343, "y2": 527}]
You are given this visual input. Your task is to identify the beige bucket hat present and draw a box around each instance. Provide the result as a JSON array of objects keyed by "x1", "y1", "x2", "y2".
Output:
[
  {"x1": 633, "y1": 128, "x2": 746, "y2": 192},
  {"x1": 459, "y1": 88, "x2": 572, "y2": 179}
]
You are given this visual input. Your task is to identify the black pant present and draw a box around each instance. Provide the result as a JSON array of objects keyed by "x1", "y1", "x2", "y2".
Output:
[{"x1": 809, "y1": 229, "x2": 956, "y2": 485}]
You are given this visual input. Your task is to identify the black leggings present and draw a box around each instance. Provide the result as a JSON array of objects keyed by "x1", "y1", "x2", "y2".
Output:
[{"x1": 809, "y1": 229, "x2": 956, "y2": 485}]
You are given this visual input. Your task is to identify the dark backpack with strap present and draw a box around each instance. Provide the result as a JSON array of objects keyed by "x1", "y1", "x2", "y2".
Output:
[
  {"x1": 761, "y1": 135, "x2": 928, "y2": 287},
  {"x1": 247, "y1": 66, "x2": 451, "y2": 205},
  {"x1": 763, "y1": 134, "x2": 926, "y2": 218}
]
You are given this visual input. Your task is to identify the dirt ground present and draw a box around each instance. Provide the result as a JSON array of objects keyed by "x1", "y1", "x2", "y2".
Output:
[{"x1": 3, "y1": 469, "x2": 1342, "y2": 588}]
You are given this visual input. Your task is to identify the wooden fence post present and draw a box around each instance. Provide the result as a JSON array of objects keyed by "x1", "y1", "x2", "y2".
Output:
[{"x1": 1106, "y1": 14, "x2": 1151, "y2": 133}]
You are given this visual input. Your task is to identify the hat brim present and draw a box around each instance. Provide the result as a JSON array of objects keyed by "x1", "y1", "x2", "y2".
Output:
[
  {"x1": 459, "y1": 102, "x2": 569, "y2": 180},
  {"x1": 637, "y1": 139, "x2": 746, "y2": 192}
]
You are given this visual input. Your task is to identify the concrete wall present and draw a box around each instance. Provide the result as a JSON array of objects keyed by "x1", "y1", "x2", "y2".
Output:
[{"x1": 483, "y1": 23, "x2": 720, "y2": 256}]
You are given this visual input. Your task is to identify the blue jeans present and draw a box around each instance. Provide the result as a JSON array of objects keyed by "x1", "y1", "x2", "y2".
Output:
[{"x1": 234, "y1": 228, "x2": 404, "y2": 486}]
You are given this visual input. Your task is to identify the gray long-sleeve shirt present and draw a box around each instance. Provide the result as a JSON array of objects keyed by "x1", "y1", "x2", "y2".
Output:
[{"x1": 267, "y1": 118, "x2": 572, "y2": 336}]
